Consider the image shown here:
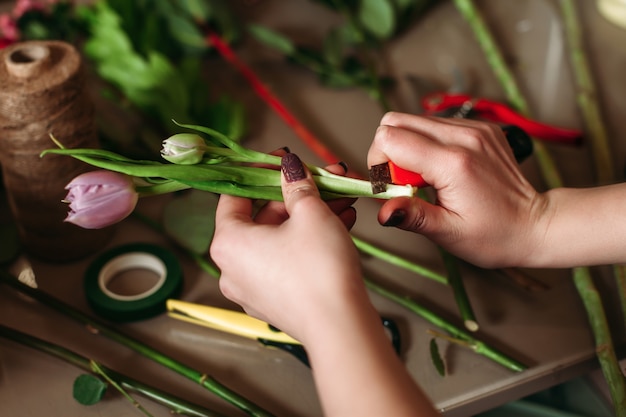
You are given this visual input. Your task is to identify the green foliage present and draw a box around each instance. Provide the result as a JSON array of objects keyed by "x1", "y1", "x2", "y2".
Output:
[
  {"x1": 248, "y1": 25, "x2": 296, "y2": 55},
  {"x1": 246, "y1": 0, "x2": 435, "y2": 108},
  {"x1": 73, "y1": 374, "x2": 108, "y2": 405},
  {"x1": 15, "y1": 0, "x2": 247, "y2": 156},
  {"x1": 358, "y1": 0, "x2": 396, "y2": 39},
  {"x1": 311, "y1": 0, "x2": 436, "y2": 40},
  {"x1": 429, "y1": 338, "x2": 446, "y2": 377},
  {"x1": 17, "y1": 2, "x2": 88, "y2": 42},
  {"x1": 82, "y1": 2, "x2": 191, "y2": 125}
]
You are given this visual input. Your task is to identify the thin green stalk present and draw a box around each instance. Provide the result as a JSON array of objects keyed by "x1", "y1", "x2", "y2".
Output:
[
  {"x1": 417, "y1": 186, "x2": 478, "y2": 332},
  {"x1": 0, "y1": 324, "x2": 226, "y2": 417},
  {"x1": 439, "y1": 248, "x2": 478, "y2": 332},
  {"x1": 558, "y1": 0, "x2": 614, "y2": 184},
  {"x1": 90, "y1": 360, "x2": 155, "y2": 417},
  {"x1": 451, "y1": 0, "x2": 563, "y2": 189},
  {"x1": 453, "y1": 1, "x2": 626, "y2": 413},
  {"x1": 364, "y1": 278, "x2": 526, "y2": 372},
  {"x1": 573, "y1": 268, "x2": 626, "y2": 415},
  {"x1": 351, "y1": 235, "x2": 448, "y2": 285},
  {"x1": 0, "y1": 270, "x2": 275, "y2": 417},
  {"x1": 451, "y1": 0, "x2": 528, "y2": 112}
]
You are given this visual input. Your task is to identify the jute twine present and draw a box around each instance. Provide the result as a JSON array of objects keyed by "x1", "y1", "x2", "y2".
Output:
[{"x1": 0, "y1": 40, "x2": 113, "y2": 262}]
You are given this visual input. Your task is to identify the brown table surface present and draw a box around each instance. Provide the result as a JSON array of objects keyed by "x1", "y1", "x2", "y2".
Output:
[{"x1": 1, "y1": 1, "x2": 625, "y2": 416}]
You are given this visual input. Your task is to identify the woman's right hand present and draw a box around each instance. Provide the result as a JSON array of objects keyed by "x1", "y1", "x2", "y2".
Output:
[{"x1": 367, "y1": 112, "x2": 547, "y2": 268}]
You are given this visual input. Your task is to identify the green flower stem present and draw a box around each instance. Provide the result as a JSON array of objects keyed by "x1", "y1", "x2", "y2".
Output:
[
  {"x1": 453, "y1": 0, "x2": 626, "y2": 413},
  {"x1": 43, "y1": 148, "x2": 415, "y2": 201},
  {"x1": 558, "y1": 0, "x2": 614, "y2": 184},
  {"x1": 417, "y1": 185, "x2": 478, "y2": 332},
  {"x1": 0, "y1": 324, "x2": 227, "y2": 417},
  {"x1": 451, "y1": 0, "x2": 563, "y2": 190},
  {"x1": 439, "y1": 247, "x2": 478, "y2": 332},
  {"x1": 0, "y1": 270, "x2": 275, "y2": 417},
  {"x1": 364, "y1": 278, "x2": 526, "y2": 372},
  {"x1": 573, "y1": 268, "x2": 626, "y2": 416},
  {"x1": 136, "y1": 179, "x2": 191, "y2": 197},
  {"x1": 90, "y1": 360, "x2": 155, "y2": 417},
  {"x1": 351, "y1": 235, "x2": 448, "y2": 285}
]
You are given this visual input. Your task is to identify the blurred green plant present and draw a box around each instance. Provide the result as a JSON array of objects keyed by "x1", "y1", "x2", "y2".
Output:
[
  {"x1": 247, "y1": 0, "x2": 436, "y2": 110},
  {"x1": 16, "y1": 0, "x2": 246, "y2": 157}
]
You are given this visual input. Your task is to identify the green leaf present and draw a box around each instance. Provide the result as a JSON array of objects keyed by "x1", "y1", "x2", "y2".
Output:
[
  {"x1": 429, "y1": 338, "x2": 446, "y2": 377},
  {"x1": 176, "y1": 0, "x2": 212, "y2": 21},
  {"x1": 323, "y1": 29, "x2": 345, "y2": 69},
  {"x1": 248, "y1": 24, "x2": 296, "y2": 55},
  {"x1": 163, "y1": 191, "x2": 219, "y2": 254},
  {"x1": 358, "y1": 0, "x2": 396, "y2": 39},
  {"x1": 391, "y1": 0, "x2": 415, "y2": 11},
  {"x1": 166, "y1": 13, "x2": 207, "y2": 51},
  {"x1": 73, "y1": 374, "x2": 108, "y2": 405},
  {"x1": 335, "y1": 23, "x2": 362, "y2": 47}
]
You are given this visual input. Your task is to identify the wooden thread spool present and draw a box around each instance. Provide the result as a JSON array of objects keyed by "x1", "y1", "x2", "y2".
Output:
[{"x1": 0, "y1": 40, "x2": 113, "y2": 262}]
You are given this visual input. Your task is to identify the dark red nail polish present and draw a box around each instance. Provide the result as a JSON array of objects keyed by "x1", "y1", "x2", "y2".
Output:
[
  {"x1": 282, "y1": 153, "x2": 306, "y2": 183},
  {"x1": 383, "y1": 210, "x2": 406, "y2": 227},
  {"x1": 338, "y1": 161, "x2": 348, "y2": 174}
]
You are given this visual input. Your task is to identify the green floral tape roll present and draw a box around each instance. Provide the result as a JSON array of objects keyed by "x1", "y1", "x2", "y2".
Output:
[{"x1": 84, "y1": 243, "x2": 183, "y2": 322}]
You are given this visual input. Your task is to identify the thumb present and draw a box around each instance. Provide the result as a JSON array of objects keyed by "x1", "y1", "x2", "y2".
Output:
[
  {"x1": 377, "y1": 197, "x2": 451, "y2": 238},
  {"x1": 280, "y1": 153, "x2": 322, "y2": 213}
]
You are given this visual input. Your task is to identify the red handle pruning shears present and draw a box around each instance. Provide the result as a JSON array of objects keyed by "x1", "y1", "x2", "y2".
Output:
[{"x1": 421, "y1": 92, "x2": 582, "y2": 145}]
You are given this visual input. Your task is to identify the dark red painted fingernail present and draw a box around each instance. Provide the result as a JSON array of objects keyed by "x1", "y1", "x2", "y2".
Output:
[
  {"x1": 282, "y1": 153, "x2": 306, "y2": 183},
  {"x1": 338, "y1": 161, "x2": 348, "y2": 174},
  {"x1": 383, "y1": 209, "x2": 406, "y2": 227}
]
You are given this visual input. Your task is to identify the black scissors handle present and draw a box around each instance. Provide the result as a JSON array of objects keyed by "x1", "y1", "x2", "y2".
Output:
[{"x1": 258, "y1": 316, "x2": 402, "y2": 368}]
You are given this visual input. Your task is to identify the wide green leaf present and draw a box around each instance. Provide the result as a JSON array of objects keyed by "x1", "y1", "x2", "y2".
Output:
[
  {"x1": 73, "y1": 374, "x2": 108, "y2": 405},
  {"x1": 358, "y1": 0, "x2": 396, "y2": 39},
  {"x1": 248, "y1": 24, "x2": 296, "y2": 55},
  {"x1": 166, "y1": 13, "x2": 207, "y2": 50}
]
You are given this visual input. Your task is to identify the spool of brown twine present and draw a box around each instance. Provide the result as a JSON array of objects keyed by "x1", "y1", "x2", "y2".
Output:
[{"x1": 0, "y1": 40, "x2": 113, "y2": 262}]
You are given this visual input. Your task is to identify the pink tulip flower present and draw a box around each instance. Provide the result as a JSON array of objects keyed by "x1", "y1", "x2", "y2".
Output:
[{"x1": 64, "y1": 170, "x2": 138, "y2": 229}]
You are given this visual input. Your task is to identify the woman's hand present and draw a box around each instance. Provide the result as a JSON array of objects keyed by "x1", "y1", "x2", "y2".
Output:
[
  {"x1": 210, "y1": 154, "x2": 365, "y2": 344},
  {"x1": 211, "y1": 151, "x2": 439, "y2": 417},
  {"x1": 368, "y1": 112, "x2": 546, "y2": 268}
]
